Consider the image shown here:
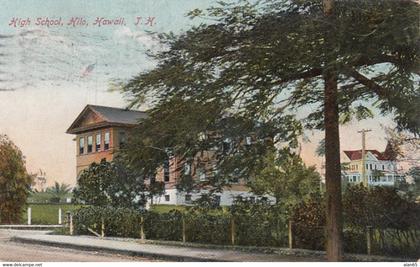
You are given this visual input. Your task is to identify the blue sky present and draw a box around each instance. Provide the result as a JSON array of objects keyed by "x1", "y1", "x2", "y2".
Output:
[{"x1": 0, "y1": 0, "x2": 394, "y2": 186}]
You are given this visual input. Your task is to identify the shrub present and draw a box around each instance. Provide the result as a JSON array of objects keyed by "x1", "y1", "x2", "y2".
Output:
[{"x1": 291, "y1": 185, "x2": 420, "y2": 258}]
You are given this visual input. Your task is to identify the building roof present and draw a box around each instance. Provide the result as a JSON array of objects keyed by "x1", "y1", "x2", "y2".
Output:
[
  {"x1": 88, "y1": 105, "x2": 148, "y2": 124},
  {"x1": 66, "y1": 104, "x2": 147, "y2": 134},
  {"x1": 343, "y1": 149, "x2": 394, "y2": 161}
]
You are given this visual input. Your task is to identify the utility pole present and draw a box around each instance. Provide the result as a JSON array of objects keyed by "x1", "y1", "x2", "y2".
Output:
[{"x1": 358, "y1": 129, "x2": 371, "y2": 187}]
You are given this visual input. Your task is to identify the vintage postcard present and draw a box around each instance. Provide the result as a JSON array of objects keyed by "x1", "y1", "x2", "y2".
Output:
[{"x1": 0, "y1": 0, "x2": 419, "y2": 265}]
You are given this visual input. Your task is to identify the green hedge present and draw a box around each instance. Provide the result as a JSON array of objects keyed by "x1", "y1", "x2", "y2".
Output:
[{"x1": 72, "y1": 203, "x2": 289, "y2": 247}]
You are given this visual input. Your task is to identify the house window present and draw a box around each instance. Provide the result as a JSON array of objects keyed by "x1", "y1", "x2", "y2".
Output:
[
  {"x1": 119, "y1": 131, "x2": 127, "y2": 148},
  {"x1": 165, "y1": 195, "x2": 170, "y2": 202},
  {"x1": 185, "y1": 194, "x2": 192, "y2": 203},
  {"x1": 163, "y1": 160, "x2": 170, "y2": 182},
  {"x1": 369, "y1": 164, "x2": 372, "y2": 170},
  {"x1": 87, "y1": 136, "x2": 93, "y2": 153},
  {"x1": 366, "y1": 164, "x2": 369, "y2": 170},
  {"x1": 104, "y1": 132, "x2": 110, "y2": 150},
  {"x1": 79, "y1": 137, "x2": 85, "y2": 155},
  {"x1": 382, "y1": 165, "x2": 385, "y2": 170},
  {"x1": 96, "y1": 133, "x2": 101, "y2": 151}
]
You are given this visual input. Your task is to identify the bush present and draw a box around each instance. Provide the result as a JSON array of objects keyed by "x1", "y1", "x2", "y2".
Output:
[
  {"x1": 73, "y1": 206, "x2": 142, "y2": 238},
  {"x1": 291, "y1": 185, "x2": 420, "y2": 258},
  {"x1": 144, "y1": 210, "x2": 183, "y2": 241}
]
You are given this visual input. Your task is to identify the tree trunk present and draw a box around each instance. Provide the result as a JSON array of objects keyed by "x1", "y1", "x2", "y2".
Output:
[{"x1": 323, "y1": 70, "x2": 343, "y2": 261}]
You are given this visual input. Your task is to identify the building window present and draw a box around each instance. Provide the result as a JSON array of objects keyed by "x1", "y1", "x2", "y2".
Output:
[
  {"x1": 184, "y1": 162, "x2": 191, "y2": 175},
  {"x1": 163, "y1": 160, "x2": 170, "y2": 182},
  {"x1": 185, "y1": 194, "x2": 192, "y2": 203},
  {"x1": 366, "y1": 164, "x2": 369, "y2": 170},
  {"x1": 382, "y1": 165, "x2": 385, "y2": 170},
  {"x1": 79, "y1": 137, "x2": 85, "y2": 155},
  {"x1": 119, "y1": 131, "x2": 127, "y2": 148},
  {"x1": 87, "y1": 136, "x2": 93, "y2": 153},
  {"x1": 104, "y1": 132, "x2": 110, "y2": 150},
  {"x1": 369, "y1": 164, "x2": 372, "y2": 170},
  {"x1": 245, "y1": 136, "x2": 252, "y2": 145},
  {"x1": 198, "y1": 168, "x2": 206, "y2": 181},
  {"x1": 96, "y1": 133, "x2": 101, "y2": 152},
  {"x1": 165, "y1": 195, "x2": 170, "y2": 202}
]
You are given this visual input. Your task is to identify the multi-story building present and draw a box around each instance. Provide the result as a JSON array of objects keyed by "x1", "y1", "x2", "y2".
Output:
[
  {"x1": 342, "y1": 149, "x2": 404, "y2": 186},
  {"x1": 67, "y1": 104, "x2": 259, "y2": 206},
  {"x1": 66, "y1": 105, "x2": 147, "y2": 176}
]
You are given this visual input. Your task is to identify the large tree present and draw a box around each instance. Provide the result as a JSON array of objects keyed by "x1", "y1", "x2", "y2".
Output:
[
  {"x1": 73, "y1": 158, "x2": 161, "y2": 209},
  {"x1": 121, "y1": 0, "x2": 419, "y2": 260},
  {"x1": 0, "y1": 135, "x2": 33, "y2": 224}
]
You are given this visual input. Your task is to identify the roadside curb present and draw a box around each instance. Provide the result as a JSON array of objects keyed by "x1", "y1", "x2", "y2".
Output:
[
  {"x1": 11, "y1": 236, "x2": 223, "y2": 262},
  {"x1": 11, "y1": 235, "x2": 414, "y2": 262},
  {"x1": 89, "y1": 236, "x2": 413, "y2": 262}
]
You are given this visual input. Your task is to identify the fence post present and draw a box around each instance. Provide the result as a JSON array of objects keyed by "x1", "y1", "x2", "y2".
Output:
[
  {"x1": 182, "y1": 215, "x2": 186, "y2": 243},
  {"x1": 140, "y1": 216, "x2": 145, "y2": 241},
  {"x1": 366, "y1": 226, "x2": 372, "y2": 255},
  {"x1": 69, "y1": 213, "x2": 73, "y2": 235},
  {"x1": 231, "y1": 216, "x2": 236, "y2": 246},
  {"x1": 288, "y1": 220, "x2": 293, "y2": 249},
  {"x1": 58, "y1": 208, "x2": 62, "y2": 225},
  {"x1": 27, "y1": 207, "x2": 31, "y2": 225},
  {"x1": 101, "y1": 217, "x2": 105, "y2": 238}
]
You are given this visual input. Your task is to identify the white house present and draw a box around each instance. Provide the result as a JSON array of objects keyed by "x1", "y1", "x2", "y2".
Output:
[{"x1": 342, "y1": 149, "x2": 404, "y2": 187}]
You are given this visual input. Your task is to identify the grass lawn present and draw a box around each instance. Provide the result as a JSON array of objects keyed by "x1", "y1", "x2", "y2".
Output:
[
  {"x1": 21, "y1": 204, "x2": 83, "y2": 225},
  {"x1": 150, "y1": 204, "x2": 186, "y2": 213}
]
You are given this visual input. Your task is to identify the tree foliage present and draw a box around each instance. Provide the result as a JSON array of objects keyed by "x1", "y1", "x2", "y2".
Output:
[
  {"x1": 45, "y1": 181, "x2": 72, "y2": 203},
  {"x1": 0, "y1": 135, "x2": 33, "y2": 223},
  {"x1": 73, "y1": 158, "x2": 160, "y2": 209},
  {"x1": 249, "y1": 148, "x2": 321, "y2": 207},
  {"x1": 121, "y1": 0, "x2": 419, "y2": 188}
]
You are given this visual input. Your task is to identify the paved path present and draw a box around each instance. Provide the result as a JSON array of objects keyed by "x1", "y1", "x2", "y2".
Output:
[
  {"x1": 0, "y1": 230, "x2": 153, "y2": 262},
  {"x1": 3, "y1": 230, "x2": 323, "y2": 262}
]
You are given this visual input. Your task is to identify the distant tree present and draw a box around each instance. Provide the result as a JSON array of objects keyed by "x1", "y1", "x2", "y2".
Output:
[
  {"x1": 0, "y1": 135, "x2": 33, "y2": 223},
  {"x1": 249, "y1": 149, "x2": 321, "y2": 208},
  {"x1": 73, "y1": 158, "x2": 161, "y2": 209},
  {"x1": 46, "y1": 181, "x2": 72, "y2": 203}
]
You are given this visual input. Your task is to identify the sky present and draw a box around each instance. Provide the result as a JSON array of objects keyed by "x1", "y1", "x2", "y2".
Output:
[{"x1": 0, "y1": 0, "x2": 397, "y2": 187}]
